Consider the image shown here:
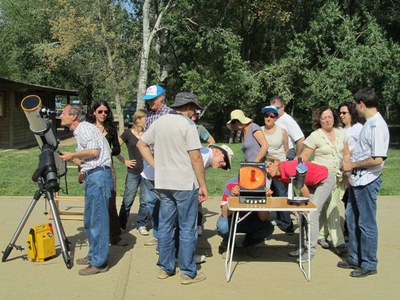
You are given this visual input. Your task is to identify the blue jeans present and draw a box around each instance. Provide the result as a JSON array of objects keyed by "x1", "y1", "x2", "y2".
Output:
[
  {"x1": 157, "y1": 188, "x2": 198, "y2": 278},
  {"x1": 346, "y1": 177, "x2": 381, "y2": 270},
  {"x1": 216, "y1": 213, "x2": 274, "y2": 247},
  {"x1": 84, "y1": 167, "x2": 114, "y2": 267},
  {"x1": 271, "y1": 179, "x2": 293, "y2": 232},
  {"x1": 118, "y1": 173, "x2": 148, "y2": 229},
  {"x1": 142, "y1": 178, "x2": 160, "y2": 238}
]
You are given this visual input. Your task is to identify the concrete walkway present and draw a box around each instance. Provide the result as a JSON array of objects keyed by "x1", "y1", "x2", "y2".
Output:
[{"x1": 0, "y1": 195, "x2": 399, "y2": 300}]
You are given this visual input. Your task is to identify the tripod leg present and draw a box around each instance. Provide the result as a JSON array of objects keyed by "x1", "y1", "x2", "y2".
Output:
[
  {"x1": 2, "y1": 190, "x2": 43, "y2": 262},
  {"x1": 46, "y1": 191, "x2": 72, "y2": 269}
]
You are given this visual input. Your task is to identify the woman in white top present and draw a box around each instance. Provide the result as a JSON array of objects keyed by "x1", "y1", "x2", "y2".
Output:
[
  {"x1": 260, "y1": 106, "x2": 294, "y2": 233},
  {"x1": 338, "y1": 101, "x2": 363, "y2": 154},
  {"x1": 302, "y1": 106, "x2": 350, "y2": 255},
  {"x1": 338, "y1": 101, "x2": 363, "y2": 240},
  {"x1": 261, "y1": 106, "x2": 289, "y2": 161}
]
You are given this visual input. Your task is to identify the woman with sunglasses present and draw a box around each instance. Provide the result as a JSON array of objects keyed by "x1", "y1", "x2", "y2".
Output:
[
  {"x1": 260, "y1": 106, "x2": 294, "y2": 234},
  {"x1": 337, "y1": 101, "x2": 363, "y2": 240},
  {"x1": 261, "y1": 106, "x2": 289, "y2": 162},
  {"x1": 301, "y1": 106, "x2": 350, "y2": 256},
  {"x1": 226, "y1": 109, "x2": 268, "y2": 163},
  {"x1": 338, "y1": 101, "x2": 363, "y2": 154},
  {"x1": 87, "y1": 100, "x2": 125, "y2": 246}
]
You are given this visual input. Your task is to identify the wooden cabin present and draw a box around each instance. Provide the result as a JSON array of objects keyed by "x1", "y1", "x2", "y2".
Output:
[{"x1": 0, "y1": 77, "x2": 78, "y2": 149}]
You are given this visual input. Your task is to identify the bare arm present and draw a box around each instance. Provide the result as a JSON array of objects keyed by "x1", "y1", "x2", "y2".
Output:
[
  {"x1": 300, "y1": 185, "x2": 311, "y2": 198},
  {"x1": 188, "y1": 149, "x2": 208, "y2": 203},
  {"x1": 342, "y1": 141, "x2": 351, "y2": 164},
  {"x1": 253, "y1": 130, "x2": 269, "y2": 162},
  {"x1": 301, "y1": 146, "x2": 314, "y2": 162},
  {"x1": 343, "y1": 157, "x2": 384, "y2": 172},
  {"x1": 60, "y1": 149, "x2": 99, "y2": 164},
  {"x1": 295, "y1": 137, "x2": 305, "y2": 157},
  {"x1": 206, "y1": 135, "x2": 216, "y2": 145},
  {"x1": 282, "y1": 128, "x2": 289, "y2": 155},
  {"x1": 137, "y1": 140, "x2": 154, "y2": 168}
]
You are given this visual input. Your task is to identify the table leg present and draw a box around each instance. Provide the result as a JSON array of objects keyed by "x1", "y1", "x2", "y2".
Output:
[
  {"x1": 298, "y1": 212, "x2": 311, "y2": 281},
  {"x1": 225, "y1": 211, "x2": 239, "y2": 281}
]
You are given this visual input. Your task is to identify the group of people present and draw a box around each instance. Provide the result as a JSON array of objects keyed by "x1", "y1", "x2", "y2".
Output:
[
  {"x1": 59, "y1": 85, "x2": 389, "y2": 281},
  {"x1": 59, "y1": 85, "x2": 233, "y2": 285},
  {"x1": 221, "y1": 88, "x2": 389, "y2": 278}
]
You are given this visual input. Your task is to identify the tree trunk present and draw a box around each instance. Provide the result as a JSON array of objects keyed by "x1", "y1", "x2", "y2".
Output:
[
  {"x1": 136, "y1": 0, "x2": 151, "y2": 109},
  {"x1": 136, "y1": 0, "x2": 172, "y2": 109},
  {"x1": 97, "y1": 0, "x2": 124, "y2": 133}
]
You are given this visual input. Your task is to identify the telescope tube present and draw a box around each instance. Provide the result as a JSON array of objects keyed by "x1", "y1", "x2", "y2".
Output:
[{"x1": 21, "y1": 95, "x2": 66, "y2": 177}]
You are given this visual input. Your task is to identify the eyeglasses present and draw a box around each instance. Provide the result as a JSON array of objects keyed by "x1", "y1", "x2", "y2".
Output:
[
  {"x1": 96, "y1": 110, "x2": 109, "y2": 115},
  {"x1": 263, "y1": 113, "x2": 276, "y2": 119},
  {"x1": 339, "y1": 111, "x2": 348, "y2": 115}
]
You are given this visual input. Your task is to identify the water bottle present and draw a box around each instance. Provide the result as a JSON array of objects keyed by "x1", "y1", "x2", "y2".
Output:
[{"x1": 294, "y1": 157, "x2": 308, "y2": 189}]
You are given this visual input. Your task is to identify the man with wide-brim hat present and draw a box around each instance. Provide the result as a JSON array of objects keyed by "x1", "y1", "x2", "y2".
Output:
[
  {"x1": 170, "y1": 92, "x2": 203, "y2": 111},
  {"x1": 137, "y1": 91, "x2": 207, "y2": 284}
]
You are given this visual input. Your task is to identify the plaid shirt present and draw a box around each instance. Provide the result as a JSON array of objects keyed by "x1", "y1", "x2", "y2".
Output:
[
  {"x1": 144, "y1": 104, "x2": 174, "y2": 131},
  {"x1": 144, "y1": 103, "x2": 174, "y2": 153}
]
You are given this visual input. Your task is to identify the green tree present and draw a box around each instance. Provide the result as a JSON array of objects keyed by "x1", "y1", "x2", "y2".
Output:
[
  {"x1": 42, "y1": 0, "x2": 140, "y2": 130},
  {"x1": 0, "y1": 0, "x2": 53, "y2": 84},
  {"x1": 258, "y1": 1, "x2": 400, "y2": 121}
]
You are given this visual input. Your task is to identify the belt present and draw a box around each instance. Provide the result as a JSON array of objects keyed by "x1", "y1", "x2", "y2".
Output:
[{"x1": 85, "y1": 166, "x2": 111, "y2": 176}]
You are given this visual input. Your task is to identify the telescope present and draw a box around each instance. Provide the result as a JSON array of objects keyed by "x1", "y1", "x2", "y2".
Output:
[
  {"x1": 20, "y1": 95, "x2": 66, "y2": 177},
  {"x1": 2, "y1": 95, "x2": 71, "y2": 269}
]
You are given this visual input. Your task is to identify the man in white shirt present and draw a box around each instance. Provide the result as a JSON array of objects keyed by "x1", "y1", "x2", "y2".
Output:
[
  {"x1": 339, "y1": 88, "x2": 389, "y2": 278},
  {"x1": 270, "y1": 96, "x2": 305, "y2": 160}
]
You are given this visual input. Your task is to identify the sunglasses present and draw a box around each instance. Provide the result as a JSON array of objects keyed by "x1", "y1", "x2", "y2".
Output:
[
  {"x1": 339, "y1": 111, "x2": 348, "y2": 115},
  {"x1": 96, "y1": 110, "x2": 109, "y2": 115},
  {"x1": 263, "y1": 113, "x2": 276, "y2": 119},
  {"x1": 230, "y1": 119, "x2": 239, "y2": 125}
]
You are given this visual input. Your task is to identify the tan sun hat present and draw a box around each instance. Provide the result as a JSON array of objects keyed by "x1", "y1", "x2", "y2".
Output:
[{"x1": 226, "y1": 109, "x2": 252, "y2": 130}]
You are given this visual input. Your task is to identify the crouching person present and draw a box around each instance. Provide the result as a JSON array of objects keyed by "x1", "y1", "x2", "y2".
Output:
[{"x1": 216, "y1": 177, "x2": 274, "y2": 257}]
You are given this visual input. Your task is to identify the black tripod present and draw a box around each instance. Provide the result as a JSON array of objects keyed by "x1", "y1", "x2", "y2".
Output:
[{"x1": 2, "y1": 145, "x2": 72, "y2": 269}]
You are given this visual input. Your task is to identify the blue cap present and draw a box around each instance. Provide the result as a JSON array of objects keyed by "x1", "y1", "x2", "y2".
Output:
[
  {"x1": 142, "y1": 85, "x2": 164, "y2": 100},
  {"x1": 261, "y1": 105, "x2": 279, "y2": 115}
]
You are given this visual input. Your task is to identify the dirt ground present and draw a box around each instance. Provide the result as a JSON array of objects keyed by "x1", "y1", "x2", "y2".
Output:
[{"x1": 1, "y1": 195, "x2": 399, "y2": 300}]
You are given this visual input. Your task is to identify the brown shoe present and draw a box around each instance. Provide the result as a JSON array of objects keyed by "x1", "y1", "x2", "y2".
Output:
[
  {"x1": 157, "y1": 268, "x2": 178, "y2": 279},
  {"x1": 78, "y1": 265, "x2": 108, "y2": 276},
  {"x1": 180, "y1": 271, "x2": 206, "y2": 285},
  {"x1": 76, "y1": 257, "x2": 91, "y2": 265}
]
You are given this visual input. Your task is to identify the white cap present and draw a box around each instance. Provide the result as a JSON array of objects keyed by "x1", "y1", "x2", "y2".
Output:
[{"x1": 209, "y1": 144, "x2": 234, "y2": 170}]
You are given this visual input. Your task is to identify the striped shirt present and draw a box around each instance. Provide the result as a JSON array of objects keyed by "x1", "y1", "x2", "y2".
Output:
[
  {"x1": 144, "y1": 104, "x2": 173, "y2": 131},
  {"x1": 73, "y1": 121, "x2": 112, "y2": 173}
]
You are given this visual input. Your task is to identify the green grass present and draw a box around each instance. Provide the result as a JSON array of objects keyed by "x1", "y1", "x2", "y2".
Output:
[{"x1": 0, "y1": 144, "x2": 399, "y2": 196}]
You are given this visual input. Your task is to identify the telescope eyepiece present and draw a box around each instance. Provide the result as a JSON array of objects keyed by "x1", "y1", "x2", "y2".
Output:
[{"x1": 40, "y1": 107, "x2": 62, "y2": 118}]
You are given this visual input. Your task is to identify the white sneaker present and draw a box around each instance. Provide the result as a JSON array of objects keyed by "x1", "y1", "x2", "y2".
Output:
[
  {"x1": 138, "y1": 226, "x2": 149, "y2": 236},
  {"x1": 197, "y1": 226, "x2": 203, "y2": 236},
  {"x1": 195, "y1": 254, "x2": 206, "y2": 264}
]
